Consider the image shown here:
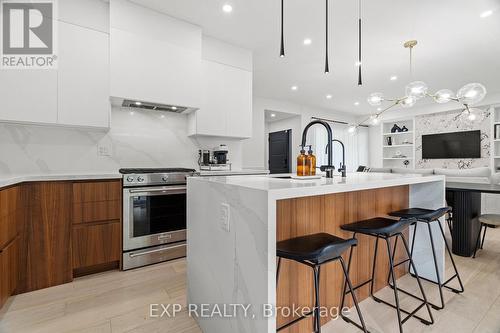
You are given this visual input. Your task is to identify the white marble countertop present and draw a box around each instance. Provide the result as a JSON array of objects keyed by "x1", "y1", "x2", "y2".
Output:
[
  {"x1": 0, "y1": 172, "x2": 122, "y2": 188},
  {"x1": 197, "y1": 169, "x2": 270, "y2": 176},
  {"x1": 189, "y1": 172, "x2": 446, "y2": 200}
]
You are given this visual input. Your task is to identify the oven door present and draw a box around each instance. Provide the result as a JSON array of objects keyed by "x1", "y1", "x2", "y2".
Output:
[{"x1": 123, "y1": 185, "x2": 187, "y2": 251}]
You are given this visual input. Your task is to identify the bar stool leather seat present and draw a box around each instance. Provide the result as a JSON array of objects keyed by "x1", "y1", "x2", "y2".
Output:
[
  {"x1": 340, "y1": 217, "x2": 413, "y2": 237},
  {"x1": 277, "y1": 233, "x2": 357, "y2": 264},
  {"x1": 389, "y1": 207, "x2": 451, "y2": 223}
]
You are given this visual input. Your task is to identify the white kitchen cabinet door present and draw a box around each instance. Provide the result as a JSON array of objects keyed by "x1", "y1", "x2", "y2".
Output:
[
  {"x1": 57, "y1": 22, "x2": 110, "y2": 128},
  {"x1": 192, "y1": 60, "x2": 252, "y2": 138},
  {"x1": 0, "y1": 70, "x2": 58, "y2": 124},
  {"x1": 195, "y1": 61, "x2": 228, "y2": 136},
  {"x1": 110, "y1": 28, "x2": 201, "y2": 109},
  {"x1": 225, "y1": 68, "x2": 252, "y2": 138}
]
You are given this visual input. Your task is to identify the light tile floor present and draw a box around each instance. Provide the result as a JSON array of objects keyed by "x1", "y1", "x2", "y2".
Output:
[{"x1": 1, "y1": 227, "x2": 499, "y2": 333}]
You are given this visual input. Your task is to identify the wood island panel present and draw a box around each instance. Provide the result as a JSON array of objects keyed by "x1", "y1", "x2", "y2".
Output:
[{"x1": 276, "y1": 185, "x2": 409, "y2": 333}]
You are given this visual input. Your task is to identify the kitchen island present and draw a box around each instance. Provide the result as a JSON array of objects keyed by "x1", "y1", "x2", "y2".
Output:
[{"x1": 187, "y1": 173, "x2": 446, "y2": 333}]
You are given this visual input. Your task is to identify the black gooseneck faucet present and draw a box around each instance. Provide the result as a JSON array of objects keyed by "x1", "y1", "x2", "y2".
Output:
[
  {"x1": 301, "y1": 120, "x2": 336, "y2": 178},
  {"x1": 325, "y1": 139, "x2": 347, "y2": 178}
]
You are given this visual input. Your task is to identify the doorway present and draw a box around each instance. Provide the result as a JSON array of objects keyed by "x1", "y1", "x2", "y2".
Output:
[{"x1": 268, "y1": 130, "x2": 292, "y2": 174}]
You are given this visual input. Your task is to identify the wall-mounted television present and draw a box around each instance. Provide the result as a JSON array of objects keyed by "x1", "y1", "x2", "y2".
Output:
[{"x1": 422, "y1": 130, "x2": 481, "y2": 159}]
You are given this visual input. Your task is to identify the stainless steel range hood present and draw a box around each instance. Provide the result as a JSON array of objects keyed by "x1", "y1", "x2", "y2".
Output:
[{"x1": 121, "y1": 99, "x2": 197, "y2": 114}]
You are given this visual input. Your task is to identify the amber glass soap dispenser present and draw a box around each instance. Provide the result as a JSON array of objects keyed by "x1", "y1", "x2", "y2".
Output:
[
  {"x1": 306, "y1": 145, "x2": 316, "y2": 175},
  {"x1": 297, "y1": 146, "x2": 309, "y2": 176}
]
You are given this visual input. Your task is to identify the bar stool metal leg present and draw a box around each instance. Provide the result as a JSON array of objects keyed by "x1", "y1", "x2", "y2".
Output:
[
  {"x1": 437, "y1": 221, "x2": 464, "y2": 293},
  {"x1": 473, "y1": 223, "x2": 487, "y2": 258},
  {"x1": 339, "y1": 238, "x2": 369, "y2": 333},
  {"x1": 313, "y1": 265, "x2": 321, "y2": 333}
]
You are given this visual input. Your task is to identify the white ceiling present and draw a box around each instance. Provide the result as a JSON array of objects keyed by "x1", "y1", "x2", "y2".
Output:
[{"x1": 132, "y1": 0, "x2": 500, "y2": 116}]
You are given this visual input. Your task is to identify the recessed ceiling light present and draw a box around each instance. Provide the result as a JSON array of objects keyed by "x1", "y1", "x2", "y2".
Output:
[
  {"x1": 160, "y1": 114, "x2": 165, "y2": 118},
  {"x1": 270, "y1": 113, "x2": 276, "y2": 118},
  {"x1": 354, "y1": 101, "x2": 360, "y2": 106},
  {"x1": 134, "y1": 101, "x2": 142, "y2": 106},
  {"x1": 480, "y1": 10, "x2": 493, "y2": 18},
  {"x1": 303, "y1": 38, "x2": 312, "y2": 45},
  {"x1": 222, "y1": 4, "x2": 233, "y2": 13},
  {"x1": 390, "y1": 75, "x2": 398, "y2": 81},
  {"x1": 129, "y1": 111, "x2": 135, "y2": 115},
  {"x1": 326, "y1": 94, "x2": 332, "y2": 99},
  {"x1": 291, "y1": 85, "x2": 298, "y2": 91}
]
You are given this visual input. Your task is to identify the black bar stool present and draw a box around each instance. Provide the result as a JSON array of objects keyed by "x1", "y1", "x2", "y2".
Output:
[
  {"x1": 276, "y1": 233, "x2": 368, "y2": 333},
  {"x1": 388, "y1": 207, "x2": 464, "y2": 310},
  {"x1": 340, "y1": 217, "x2": 434, "y2": 333}
]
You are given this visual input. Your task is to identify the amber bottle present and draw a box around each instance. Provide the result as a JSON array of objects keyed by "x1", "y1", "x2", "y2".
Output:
[
  {"x1": 297, "y1": 147, "x2": 309, "y2": 176},
  {"x1": 306, "y1": 146, "x2": 316, "y2": 175}
]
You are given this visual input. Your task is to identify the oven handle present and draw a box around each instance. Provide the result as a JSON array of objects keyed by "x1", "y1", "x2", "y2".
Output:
[
  {"x1": 128, "y1": 243, "x2": 186, "y2": 258},
  {"x1": 127, "y1": 186, "x2": 186, "y2": 195}
]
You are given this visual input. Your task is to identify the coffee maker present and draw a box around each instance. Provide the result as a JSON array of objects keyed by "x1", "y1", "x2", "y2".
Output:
[{"x1": 198, "y1": 145, "x2": 231, "y2": 171}]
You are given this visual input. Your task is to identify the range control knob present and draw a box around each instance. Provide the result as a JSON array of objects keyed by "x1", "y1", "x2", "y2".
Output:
[
  {"x1": 126, "y1": 176, "x2": 134, "y2": 182},
  {"x1": 162, "y1": 176, "x2": 169, "y2": 182},
  {"x1": 137, "y1": 176, "x2": 145, "y2": 182}
]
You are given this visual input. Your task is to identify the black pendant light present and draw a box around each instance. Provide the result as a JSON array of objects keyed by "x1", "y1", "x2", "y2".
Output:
[
  {"x1": 324, "y1": 0, "x2": 330, "y2": 73},
  {"x1": 357, "y1": 0, "x2": 362, "y2": 85},
  {"x1": 280, "y1": 0, "x2": 285, "y2": 57}
]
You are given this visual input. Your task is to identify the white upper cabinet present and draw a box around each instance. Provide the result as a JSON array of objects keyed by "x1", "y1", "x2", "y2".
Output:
[
  {"x1": 189, "y1": 37, "x2": 253, "y2": 138},
  {"x1": 57, "y1": 21, "x2": 110, "y2": 128},
  {"x1": 0, "y1": 70, "x2": 58, "y2": 124},
  {"x1": 109, "y1": 0, "x2": 202, "y2": 108},
  {"x1": 0, "y1": 0, "x2": 110, "y2": 128}
]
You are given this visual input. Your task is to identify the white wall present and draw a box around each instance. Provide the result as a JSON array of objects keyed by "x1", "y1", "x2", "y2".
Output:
[
  {"x1": 0, "y1": 107, "x2": 243, "y2": 176},
  {"x1": 242, "y1": 97, "x2": 366, "y2": 171}
]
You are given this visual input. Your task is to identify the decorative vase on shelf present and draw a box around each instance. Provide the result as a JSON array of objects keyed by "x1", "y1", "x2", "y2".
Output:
[
  {"x1": 401, "y1": 126, "x2": 409, "y2": 132},
  {"x1": 391, "y1": 124, "x2": 402, "y2": 133},
  {"x1": 387, "y1": 137, "x2": 392, "y2": 146}
]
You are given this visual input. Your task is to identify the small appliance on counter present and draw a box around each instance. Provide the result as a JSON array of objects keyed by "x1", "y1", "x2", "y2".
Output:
[{"x1": 198, "y1": 144, "x2": 232, "y2": 171}]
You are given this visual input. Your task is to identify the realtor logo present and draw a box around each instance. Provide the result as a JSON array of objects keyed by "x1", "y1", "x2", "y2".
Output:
[{"x1": 1, "y1": 0, "x2": 57, "y2": 69}]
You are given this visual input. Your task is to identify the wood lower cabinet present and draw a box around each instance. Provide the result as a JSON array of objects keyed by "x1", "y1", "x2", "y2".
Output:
[
  {"x1": 0, "y1": 179, "x2": 122, "y2": 308},
  {"x1": 18, "y1": 182, "x2": 73, "y2": 293},
  {"x1": 72, "y1": 221, "x2": 121, "y2": 275},
  {"x1": 0, "y1": 237, "x2": 19, "y2": 308}
]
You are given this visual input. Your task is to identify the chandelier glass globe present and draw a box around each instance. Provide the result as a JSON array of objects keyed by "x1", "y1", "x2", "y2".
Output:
[
  {"x1": 434, "y1": 89, "x2": 455, "y2": 104},
  {"x1": 370, "y1": 115, "x2": 380, "y2": 125},
  {"x1": 405, "y1": 81, "x2": 428, "y2": 100},
  {"x1": 347, "y1": 124, "x2": 358, "y2": 135},
  {"x1": 367, "y1": 93, "x2": 384, "y2": 106},
  {"x1": 400, "y1": 95, "x2": 417, "y2": 108},
  {"x1": 457, "y1": 83, "x2": 487, "y2": 106}
]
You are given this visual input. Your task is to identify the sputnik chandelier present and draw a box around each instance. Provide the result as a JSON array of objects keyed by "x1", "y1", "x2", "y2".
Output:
[{"x1": 347, "y1": 40, "x2": 487, "y2": 133}]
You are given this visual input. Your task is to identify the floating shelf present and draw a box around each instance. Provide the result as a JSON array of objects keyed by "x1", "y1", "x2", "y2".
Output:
[
  {"x1": 383, "y1": 144, "x2": 413, "y2": 148},
  {"x1": 383, "y1": 131, "x2": 413, "y2": 136}
]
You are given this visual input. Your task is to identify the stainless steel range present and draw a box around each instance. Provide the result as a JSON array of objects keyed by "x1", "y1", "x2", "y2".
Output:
[{"x1": 120, "y1": 168, "x2": 196, "y2": 270}]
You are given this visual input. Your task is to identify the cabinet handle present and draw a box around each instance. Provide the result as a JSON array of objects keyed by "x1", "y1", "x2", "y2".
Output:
[{"x1": 128, "y1": 244, "x2": 185, "y2": 258}]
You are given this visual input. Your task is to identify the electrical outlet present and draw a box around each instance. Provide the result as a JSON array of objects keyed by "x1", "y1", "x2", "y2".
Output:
[
  {"x1": 220, "y1": 203, "x2": 230, "y2": 232},
  {"x1": 97, "y1": 142, "x2": 112, "y2": 156}
]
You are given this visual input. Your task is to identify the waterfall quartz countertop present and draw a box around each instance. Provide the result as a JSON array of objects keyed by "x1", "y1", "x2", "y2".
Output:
[
  {"x1": 190, "y1": 172, "x2": 446, "y2": 199},
  {"x1": 187, "y1": 172, "x2": 447, "y2": 333},
  {"x1": 0, "y1": 172, "x2": 122, "y2": 188}
]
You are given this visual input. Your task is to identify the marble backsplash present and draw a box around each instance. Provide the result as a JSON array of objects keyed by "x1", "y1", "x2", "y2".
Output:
[
  {"x1": 0, "y1": 106, "x2": 243, "y2": 176},
  {"x1": 415, "y1": 108, "x2": 491, "y2": 169}
]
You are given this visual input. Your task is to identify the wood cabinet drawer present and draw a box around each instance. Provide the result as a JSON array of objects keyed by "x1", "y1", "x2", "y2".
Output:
[
  {"x1": 72, "y1": 221, "x2": 121, "y2": 270},
  {"x1": 0, "y1": 186, "x2": 21, "y2": 248},
  {"x1": 73, "y1": 201, "x2": 121, "y2": 224},
  {"x1": 73, "y1": 181, "x2": 121, "y2": 203}
]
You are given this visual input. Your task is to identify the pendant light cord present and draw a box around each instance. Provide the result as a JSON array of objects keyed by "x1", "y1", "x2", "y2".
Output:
[
  {"x1": 280, "y1": 0, "x2": 285, "y2": 57},
  {"x1": 325, "y1": 0, "x2": 330, "y2": 73},
  {"x1": 357, "y1": 0, "x2": 362, "y2": 85}
]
